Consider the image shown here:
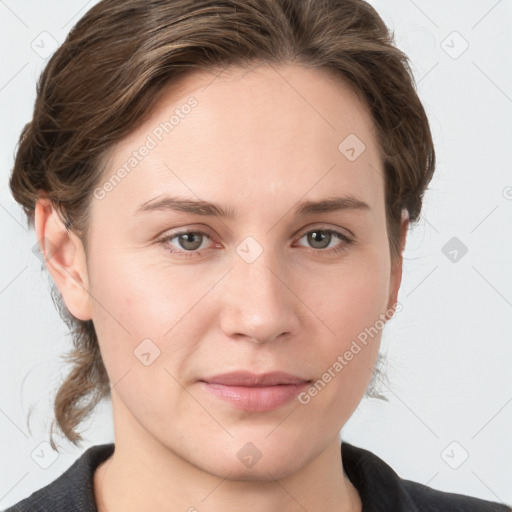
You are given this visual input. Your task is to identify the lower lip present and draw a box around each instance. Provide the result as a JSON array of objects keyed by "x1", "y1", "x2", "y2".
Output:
[{"x1": 200, "y1": 381, "x2": 309, "y2": 412}]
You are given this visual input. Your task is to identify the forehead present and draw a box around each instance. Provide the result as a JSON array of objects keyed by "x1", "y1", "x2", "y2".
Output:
[{"x1": 94, "y1": 63, "x2": 384, "y2": 220}]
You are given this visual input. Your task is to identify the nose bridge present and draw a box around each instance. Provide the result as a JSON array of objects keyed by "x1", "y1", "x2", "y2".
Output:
[
  {"x1": 219, "y1": 235, "x2": 299, "y2": 342},
  {"x1": 236, "y1": 240, "x2": 281, "y2": 299}
]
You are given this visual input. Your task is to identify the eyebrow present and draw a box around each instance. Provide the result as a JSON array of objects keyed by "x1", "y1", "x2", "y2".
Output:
[{"x1": 134, "y1": 194, "x2": 370, "y2": 218}]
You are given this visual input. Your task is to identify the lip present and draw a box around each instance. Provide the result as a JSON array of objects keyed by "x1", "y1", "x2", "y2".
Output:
[{"x1": 199, "y1": 371, "x2": 311, "y2": 412}]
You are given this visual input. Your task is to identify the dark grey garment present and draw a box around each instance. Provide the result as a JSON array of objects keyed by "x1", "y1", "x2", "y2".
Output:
[{"x1": 4, "y1": 442, "x2": 511, "y2": 511}]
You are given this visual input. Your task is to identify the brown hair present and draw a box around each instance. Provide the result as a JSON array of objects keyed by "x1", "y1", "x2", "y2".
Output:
[{"x1": 9, "y1": 0, "x2": 435, "y2": 450}]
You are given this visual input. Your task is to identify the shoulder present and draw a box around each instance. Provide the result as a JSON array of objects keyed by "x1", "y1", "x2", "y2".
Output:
[
  {"x1": 400, "y1": 477, "x2": 511, "y2": 511},
  {"x1": 3, "y1": 443, "x2": 114, "y2": 512},
  {"x1": 341, "y1": 441, "x2": 511, "y2": 512}
]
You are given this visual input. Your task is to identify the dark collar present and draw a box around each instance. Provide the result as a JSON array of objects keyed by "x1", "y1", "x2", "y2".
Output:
[{"x1": 7, "y1": 442, "x2": 510, "y2": 511}]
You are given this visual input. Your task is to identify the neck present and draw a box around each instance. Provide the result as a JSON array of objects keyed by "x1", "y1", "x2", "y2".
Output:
[{"x1": 94, "y1": 399, "x2": 361, "y2": 512}]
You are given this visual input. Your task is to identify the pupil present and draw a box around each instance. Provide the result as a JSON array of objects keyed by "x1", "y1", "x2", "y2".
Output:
[
  {"x1": 309, "y1": 230, "x2": 330, "y2": 249},
  {"x1": 180, "y1": 233, "x2": 201, "y2": 250}
]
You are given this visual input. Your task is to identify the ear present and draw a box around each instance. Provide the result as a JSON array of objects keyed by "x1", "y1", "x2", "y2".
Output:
[
  {"x1": 386, "y1": 209, "x2": 409, "y2": 319},
  {"x1": 34, "y1": 198, "x2": 92, "y2": 321}
]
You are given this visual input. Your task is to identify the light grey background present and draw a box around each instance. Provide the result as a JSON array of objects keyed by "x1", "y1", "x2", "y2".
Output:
[{"x1": 1, "y1": 0, "x2": 511, "y2": 508}]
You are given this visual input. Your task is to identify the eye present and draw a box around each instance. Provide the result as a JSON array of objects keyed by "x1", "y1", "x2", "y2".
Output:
[
  {"x1": 157, "y1": 229, "x2": 215, "y2": 256},
  {"x1": 295, "y1": 227, "x2": 352, "y2": 254},
  {"x1": 157, "y1": 226, "x2": 353, "y2": 258}
]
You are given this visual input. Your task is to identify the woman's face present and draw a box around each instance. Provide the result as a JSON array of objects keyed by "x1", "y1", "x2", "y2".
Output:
[{"x1": 61, "y1": 63, "x2": 404, "y2": 478}]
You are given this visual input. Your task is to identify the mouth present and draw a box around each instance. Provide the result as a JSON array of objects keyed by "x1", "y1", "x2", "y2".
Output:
[{"x1": 199, "y1": 371, "x2": 311, "y2": 412}]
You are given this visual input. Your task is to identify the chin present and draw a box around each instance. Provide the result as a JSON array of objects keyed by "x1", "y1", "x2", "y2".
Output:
[
  {"x1": 203, "y1": 454, "x2": 305, "y2": 482},
  {"x1": 182, "y1": 434, "x2": 312, "y2": 482}
]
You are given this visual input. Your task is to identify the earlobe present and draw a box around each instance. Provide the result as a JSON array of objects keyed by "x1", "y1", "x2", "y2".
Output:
[
  {"x1": 398, "y1": 209, "x2": 410, "y2": 255},
  {"x1": 387, "y1": 209, "x2": 410, "y2": 317},
  {"x1": 34, "y1": 198, "x2": 92, "y2": 321}
]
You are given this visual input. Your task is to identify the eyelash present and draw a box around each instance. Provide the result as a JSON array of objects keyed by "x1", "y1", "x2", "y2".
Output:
[{"x1": 156, "y1": 226, "x2": 353, "y2": 258}]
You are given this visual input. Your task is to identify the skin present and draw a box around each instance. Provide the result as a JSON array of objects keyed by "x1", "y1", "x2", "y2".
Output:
[{"x1": 35, "y1": 63, "x2": 408, "y2": 512}]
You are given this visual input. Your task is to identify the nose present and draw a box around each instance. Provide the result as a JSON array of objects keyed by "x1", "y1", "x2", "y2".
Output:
[{"x1": 218, "y1": 245, "x2": 302, "y2": 345}]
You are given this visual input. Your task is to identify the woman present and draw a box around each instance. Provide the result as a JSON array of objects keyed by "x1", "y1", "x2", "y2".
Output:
[{"x1": 6, "y1": 0, "x2": 511, "y2": 510}]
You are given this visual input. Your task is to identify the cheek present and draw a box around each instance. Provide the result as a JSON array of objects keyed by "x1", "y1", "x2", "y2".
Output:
[
  {"x1": 303, "y1": 251, "x2": 390, "y2": 401},
  {"x1": 86, "y1": 247, "x2": 220, "y2": 393},
  {"x1": 317, "y1": 256, "x2": 390, "y2": 340}
]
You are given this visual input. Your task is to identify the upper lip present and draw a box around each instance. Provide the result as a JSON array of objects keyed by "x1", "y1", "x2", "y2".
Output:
[{"x1": 201, "y1": 371, "x2": 310, "y2": 387}]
